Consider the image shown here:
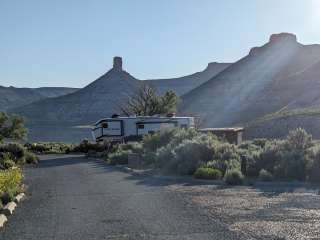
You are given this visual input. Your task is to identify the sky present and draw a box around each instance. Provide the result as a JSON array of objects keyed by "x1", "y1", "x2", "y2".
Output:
[{"x1": 1, "y1": 0, "x2": 320, "y2": 88}]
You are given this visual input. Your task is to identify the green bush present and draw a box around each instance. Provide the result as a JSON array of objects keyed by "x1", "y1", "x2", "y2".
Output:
[
  {"x1": 24, "y1": 151, "x2": 39, "y2": 164},
  {"x1": 107, "y1": 150, "x2": 132, "y2": 165},
  {"x1": 0, "y1": 168, "x2": 22, "y2": 204},
  {"x1": 258, "y1": 169, "x2": 273, "y2": 181},
  {"x1": 194, "y1": 167, "x2": 222, "y2": 180},
  {"x1": 224, "y1": 169, "x2": 244, "y2": 185}
]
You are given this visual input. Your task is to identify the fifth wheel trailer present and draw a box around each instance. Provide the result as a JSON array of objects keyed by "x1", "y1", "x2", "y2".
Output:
[{"x1": 92, "y1": 116, "x2": 195, "y2": 142}]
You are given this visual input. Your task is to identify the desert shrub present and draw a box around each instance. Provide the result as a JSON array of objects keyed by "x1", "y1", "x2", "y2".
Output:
[
  {"x1": 258, "y1": 169, "x2": 273, "y2": 181},
  {"x1": 107, "y1": 150, "x2": 132, "y2": 165},
  {"x1": 194, "y1": 167, "x2": 222, "y2": 180},
  {"x1": 207, "y1": 142, "x2": 241, "y2": 174},
  {"x1": 26, "y1": 142, "x2": 75, "y2": 154},
  {"x1": 239, "y1": 141, "x2": 263, "y2": 151},
  {"x1": 73, "y1": 139, "x2": 108, "y2": 153},
  {"x1": 174, "y1": 136, "x2": 216, "y2": 175},
  {"x1": 168, "y1": 128, "x2": 200, "y2": 148},
  {"x1": 305, "y1": 145, "x2": 320, "y2": 182},
  {"x1": 284, "y1": 128, "x2": 312, "y2": 151},
  {"x1": 154, "y1": 134, "x2": 218, "y2": 175},
  {"x1": 273, "y1": 150, "x2": 306, "y2": 181},
  {"x1": 252, "y1": 138, "x2": 270, "y2": 148},
  {"x1": 143, "y1": 129, "x2": 176, "y2": 152},
  {"x1": 242, "y1": 137, "x2": 308, "y2": 181},
  {"x1": 155, "y1": 144, "x2": 176, "y2": 171},
  {"x1": 0, "y1": 153, "x2": 16, "y2": 169},
  {"x1": 143, "y1": 128, "x2": 199, "y2": 153},
  {"x1": 119, "y1": 142, "x2": 143, "y2": 154},
  {"x1": 0, "y1": 143, "x2": 26, "y2": 162},
  {"x1": 255, "y1": 140, "x2": 283, "y2": 174},
  {"x1": 25, "y1": 143, "x2": 50, "y2": 153},
  {"x1": 224, "y1": 169, "x2": 244, "y2": 185},
  {"x1": 142, "y1": 151, "x2": 157, "y2": 165},
  {"x1": 1, "y1": 188, "x2": 16, "y2": 205},
  {"x1": 239, "y1": 148, "x2": 262, "y2": 177},
  {"x1": 0, "y1": 143, "x2": 39, "y2": 169},
  {"x1": 24, "y1": 151, "x2": 39, "y2": 164}
]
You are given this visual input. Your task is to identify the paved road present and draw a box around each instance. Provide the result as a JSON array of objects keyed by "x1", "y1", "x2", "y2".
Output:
[{"x1": 0, "y1": 155, "x2": 244, "y2": 240}]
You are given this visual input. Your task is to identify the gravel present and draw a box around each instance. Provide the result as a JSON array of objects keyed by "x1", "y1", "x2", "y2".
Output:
[{"x1": 168, "y1": 184, "x2": 320, "y2": 239}]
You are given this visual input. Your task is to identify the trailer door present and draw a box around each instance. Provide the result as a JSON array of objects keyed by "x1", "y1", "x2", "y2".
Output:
[{"x1": 101, "y1": 120, "x2": 123, "y2": 137}]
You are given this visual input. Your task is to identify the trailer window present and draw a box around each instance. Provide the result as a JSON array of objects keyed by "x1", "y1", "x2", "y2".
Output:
[
  {"x1": 138, "y1": 124, "x2": 144, "y2": 129},
  {"x1": 101, "y1": 122, "x2": 108, "y2": 128}
]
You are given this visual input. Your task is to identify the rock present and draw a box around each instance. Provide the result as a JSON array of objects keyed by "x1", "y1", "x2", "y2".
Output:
[
  {"x1": 14, "y1": 193, "x2": 26, "y2": 203},
  {"x1": 0, "y1": 214, "x2": 8, "y2": 228},
  {"x1": 113, "y1": 56, "x2": 123, "y2": 71},
  {"x1": 2, "y1": 202, "x2": 17, "y2": 216},
  {"x1": 249, "y1": 47, "x2": 261, "y2": 56},
  {"x1": 269, "y1": 32, "x2": 297, "y2": 43}
]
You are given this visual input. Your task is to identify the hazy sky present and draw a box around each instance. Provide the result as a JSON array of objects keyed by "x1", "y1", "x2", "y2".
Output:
[{"x1": 1, "y1": 0, "x2": 319, "y2": 88}]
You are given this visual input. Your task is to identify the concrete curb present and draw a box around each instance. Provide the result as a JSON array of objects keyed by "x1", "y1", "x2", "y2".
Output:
[
  {"x1": 0, "y1": 192, "x2": 27, "y2": 228},
  {"x1": 0, "y1": 214, "x2": 8, "y2": 228},
  {"x1": 14, "y1": 193, "x2": 26, "y2": 203},
  {"x1": 2, "y1": 202, "x2": 17, "y2": 216}
]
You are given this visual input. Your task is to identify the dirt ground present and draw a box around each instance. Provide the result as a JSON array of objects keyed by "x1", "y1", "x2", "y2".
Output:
[{"x1": 168, "y1": 183, "x2": 320, "y2": 240}]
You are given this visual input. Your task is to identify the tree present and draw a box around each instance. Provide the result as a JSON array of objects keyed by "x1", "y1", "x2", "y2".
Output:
[
  {"x1": 0, "y1": 112, "x2": 27, "y2": 143},
  {"x1": 120, "y1": 84, "x2": 179, "y2": 116}
]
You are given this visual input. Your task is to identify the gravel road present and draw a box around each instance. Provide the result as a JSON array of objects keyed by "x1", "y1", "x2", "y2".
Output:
[
  {"x1": 1, "y1": 154, "x2": 320, "y2": 239},
  {"x1": 0, "y1": 155, "x2": 245, "y2": 240}
]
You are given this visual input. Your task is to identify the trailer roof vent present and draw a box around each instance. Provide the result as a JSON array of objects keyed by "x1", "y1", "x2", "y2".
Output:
[
  {"x1": 111, "y1": 114, "x2": 120, "y2": 118},
  {"x1": 166, "y1": 112, "x2": 176, "y2": 118}
]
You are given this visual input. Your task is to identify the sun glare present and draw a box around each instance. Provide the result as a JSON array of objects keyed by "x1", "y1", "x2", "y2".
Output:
[{"x1": 310, "y1": 0, "x2": 320, "y2": 18}]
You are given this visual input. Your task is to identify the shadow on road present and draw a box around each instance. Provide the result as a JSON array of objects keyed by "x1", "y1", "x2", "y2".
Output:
[
  {"x1": 38, "y1": 155, "x2": 87, "y2": 168},
  {"x1": 38, "y1": 155, "x2": 320, "y2": 198}
]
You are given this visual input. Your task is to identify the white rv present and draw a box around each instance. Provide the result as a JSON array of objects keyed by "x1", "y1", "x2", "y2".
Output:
[{"x1": 92, "y1": 116, "x2": 195, "y2": 142}]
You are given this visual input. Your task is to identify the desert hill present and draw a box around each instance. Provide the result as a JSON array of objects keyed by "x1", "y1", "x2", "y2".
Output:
[
  {"x1": 10, "y1": 57, "x2": 229, "y2": 126},
  {"x1": 180, "y1": 33, "x2": 320, "y2": 129},
  {"x1": 9, "y1": 57, "x2": 141, "y2": 124},
  {"x1": 146, "y1": 62, "x2": 230, "y2": 96},
  {"x1": 0, "y1": 86, "x2": 77, "y2": 111}
]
